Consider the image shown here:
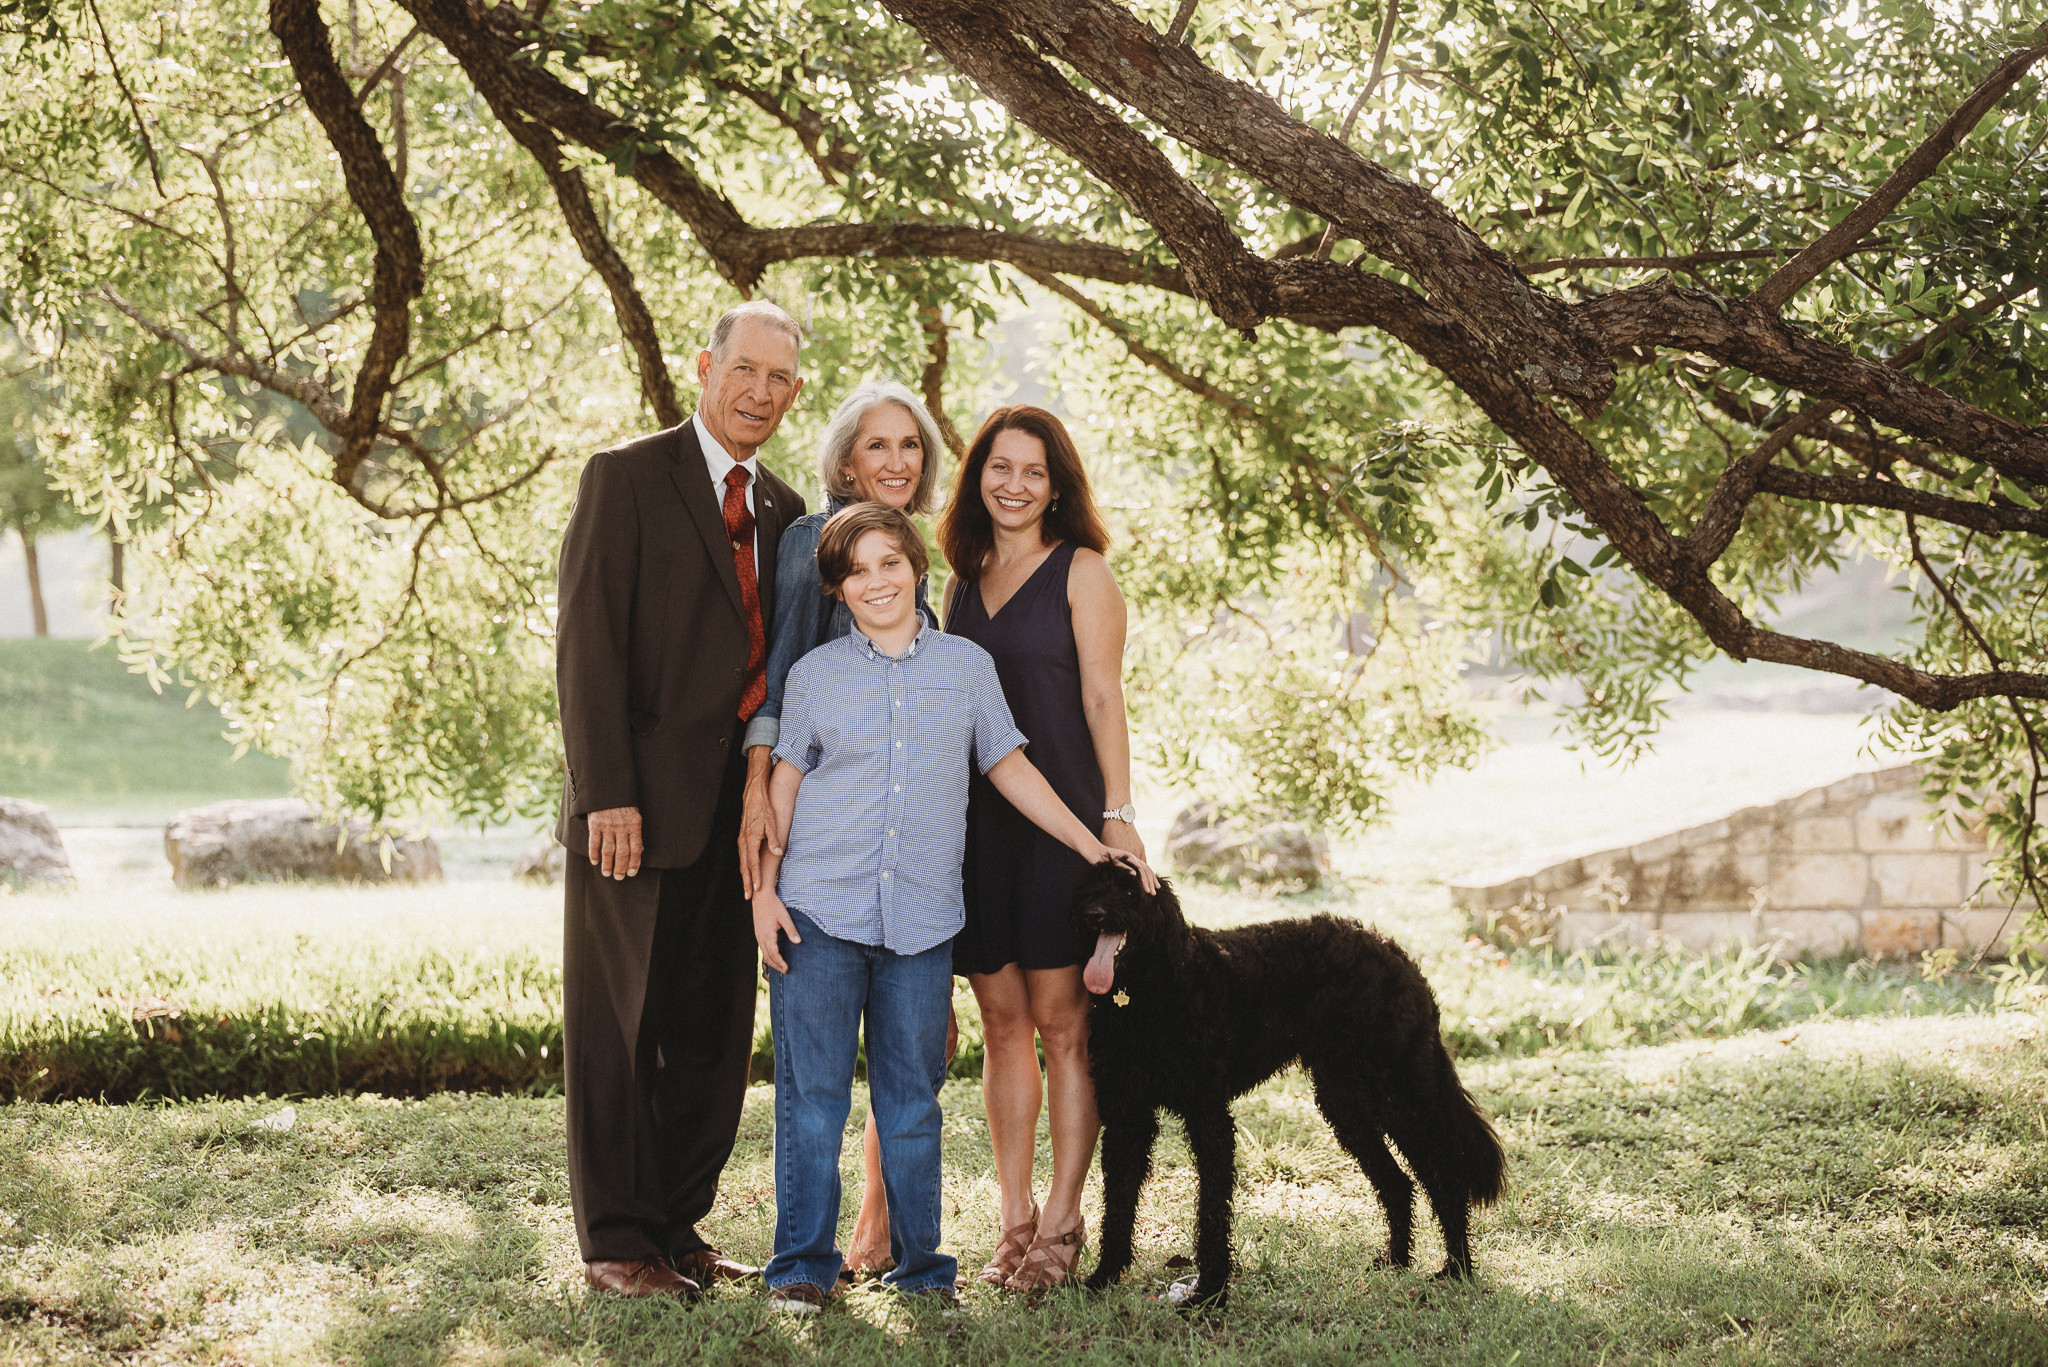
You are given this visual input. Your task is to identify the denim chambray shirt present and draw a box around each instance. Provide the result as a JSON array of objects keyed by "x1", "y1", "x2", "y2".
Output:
[{"x1": 770, "y1": 619, "x2": 1026, "y2": 956}]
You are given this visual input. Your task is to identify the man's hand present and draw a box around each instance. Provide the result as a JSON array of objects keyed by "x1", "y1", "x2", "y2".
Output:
[
  {"x1": 586, "y1": 806, "x2": 643, "y2": 880},
  {"x1": 753, "y1": 891, "x2": 800, "y2": 974},
  {"x1": 738, "y1": 747, "x2": 780, "y2": 897}
]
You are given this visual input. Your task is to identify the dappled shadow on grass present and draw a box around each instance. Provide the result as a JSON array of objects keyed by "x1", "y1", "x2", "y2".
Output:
[
  {"x1": 314, "y1": 1196, "x2": 548, "y2": 1367},
  {"x1": 4, "y1": 1016, "x2": 2046, "y2": 1365}
]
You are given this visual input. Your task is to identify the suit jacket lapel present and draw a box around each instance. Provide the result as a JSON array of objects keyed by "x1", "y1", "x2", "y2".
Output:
[{"x1": 670, "y1": 420, "x2": 748, "y2": 623}]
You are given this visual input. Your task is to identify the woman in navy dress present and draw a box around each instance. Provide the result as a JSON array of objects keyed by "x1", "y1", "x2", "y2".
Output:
[{"x1": 937, "y1": 405, "x2": 1146, "y2": 1289}]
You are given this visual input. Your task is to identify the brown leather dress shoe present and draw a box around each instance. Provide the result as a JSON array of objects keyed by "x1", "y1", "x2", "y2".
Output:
[
  {"x1": 583, "y1": 1259, "x2": 702, "y2": 1299},
  {"x1": 671, "y1": 1246, "x2": 761, "y2": 1284}
]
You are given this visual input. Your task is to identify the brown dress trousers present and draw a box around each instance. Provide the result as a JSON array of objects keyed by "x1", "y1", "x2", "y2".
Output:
[{"x1": 553, "y1": 421, "x2": 802, "y2": 1263}]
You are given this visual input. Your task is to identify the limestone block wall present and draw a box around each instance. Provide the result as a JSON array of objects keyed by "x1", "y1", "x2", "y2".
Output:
[{"x1": 1448, "y1": 764, "x2": 2035, "y2": 959}]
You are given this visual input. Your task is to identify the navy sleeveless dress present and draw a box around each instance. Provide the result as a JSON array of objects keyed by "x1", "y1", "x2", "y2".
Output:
[{"x1": 947, "y1": 542, "x2": 1105, "y2": 976}]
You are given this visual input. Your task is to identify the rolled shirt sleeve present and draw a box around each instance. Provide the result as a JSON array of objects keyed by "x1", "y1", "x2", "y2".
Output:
[
  {"x1": 770, "y1": 658, "x2": 824, "y2": 775},
  {"x1": 966, "y1": 650, "x2": 1029, "y2": 774},
  {"x1": 746, "y1": 514, "x2": 829, "y2": 754}
]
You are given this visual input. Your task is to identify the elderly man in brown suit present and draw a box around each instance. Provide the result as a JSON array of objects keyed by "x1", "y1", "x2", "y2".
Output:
[{"x1": 554, "y1": 301, "x2": 806, "y2": 1298}]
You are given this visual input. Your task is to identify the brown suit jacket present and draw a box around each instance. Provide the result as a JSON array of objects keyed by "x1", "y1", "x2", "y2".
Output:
[{"x1": 554, "y1": 420, "x2": 804, "y2": 868}]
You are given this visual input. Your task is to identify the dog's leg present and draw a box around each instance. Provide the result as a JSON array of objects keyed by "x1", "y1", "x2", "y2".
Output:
[
  {"x1": 1308, "y1": 1065, "x2": 1414, "y2": 1268},
  {"x1": 1085, "y1": 1105, "x2": 1158, "y2": 1292},
  {"x1": 1180, "y1": 1106, "x2": 1236, "y2": 1308},
  {"x1": 1335, "y1": 1119, "x2": 1415, "y2": 1268},
  {"x1": 1384, "y1": 1108, "x2": 1475, "y2": 1280}
]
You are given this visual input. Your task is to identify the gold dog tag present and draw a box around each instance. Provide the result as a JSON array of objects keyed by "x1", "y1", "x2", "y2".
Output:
[{"x1": 1112, "y1": 990, "x2": 1130, "y2": 1007}]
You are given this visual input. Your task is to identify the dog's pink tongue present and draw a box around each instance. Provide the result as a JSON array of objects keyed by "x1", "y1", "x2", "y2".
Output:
[{"x1": 1083, "y1": 932, "x2": 1124, "y2": 995}]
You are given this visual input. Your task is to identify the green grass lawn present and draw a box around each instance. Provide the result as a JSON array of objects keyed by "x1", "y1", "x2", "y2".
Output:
[
  {"x1": 1, "y1": 878, "x2": 2000, "y2": 1103},
  {"x1": 0, "y1": 640, "x2": 292, "y2": 823},
  {"x1": 2, "y1": 1013, "x2": 2042, "y2": 1366},
  {"x1": 9, "y1": 699, "x2": 2041, "y2": 1361}
]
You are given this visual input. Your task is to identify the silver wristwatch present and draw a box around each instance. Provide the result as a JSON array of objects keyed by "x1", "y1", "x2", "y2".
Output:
[{"x1": 1103, "y1": 803, "x2": 1137, "y2": 823}]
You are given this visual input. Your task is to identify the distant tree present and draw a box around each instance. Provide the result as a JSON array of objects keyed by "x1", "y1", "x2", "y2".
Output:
[{"x1": 0, "y1": 354, "x2": 80, "y2": 637}]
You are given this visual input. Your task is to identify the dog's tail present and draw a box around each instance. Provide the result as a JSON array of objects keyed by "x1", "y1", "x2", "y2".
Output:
[{"x1": 1435, "y1": 1038, "x2": 1506, "y2": 1206}]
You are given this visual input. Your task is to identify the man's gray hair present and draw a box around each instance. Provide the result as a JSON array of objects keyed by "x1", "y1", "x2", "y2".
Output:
[
  {"x1": 706, "y1": 300, "x2": 804, "y2": 374},
  {"x1": 815, "y1": 379, "x2": 946, "y2": 516}
]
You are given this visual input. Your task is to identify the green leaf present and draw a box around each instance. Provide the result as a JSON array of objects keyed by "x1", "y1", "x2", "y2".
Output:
[{"x1": 1562, "y1": 181, "x2": 1591, "y2": 229}]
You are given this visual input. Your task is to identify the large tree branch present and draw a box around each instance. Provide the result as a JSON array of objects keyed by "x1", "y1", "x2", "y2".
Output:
[
  {"x1": 1575, "y1": 279, "x2": 2048, "y2": 485},
  {"x1": 1028, "y1": 264, "x2": 1393, "y2": 554},
  {"x1": 743, "y1": 223, "x2": 1191, "y2": 294},
  {"x1": 982, "y1": 0, "x2": 1616, "y2": 417},
  {"x1": 269, "y1": 0, "x2": 423, "y2": 496},
  {"x1": 881, "y1": 0, "x2": 1276, "y2": 330},
  {"x1": 1699, "y1": 381, "x2": 1957, "y2": 479},
  {"x1": 860, "y1": 6, "x2": 2046, "y2": 707},
  {"x1": 1749, "y1": 32, "x2": 2048, "y2": 312},
  {"x1": 1757, "y1": 465, "x2": 2048, "y2": 537},
  {"x1": 1525, "y1": 240, "x2": 1900, "y2": 277},
  {"x1": 396, "y1": 0, "x2": 1192, "y2": 300},
  {"x1": 1261, "y1": 260, "x2": 2048, "y2": 709},
  {"x1": 403, "y1": 0, "x2": 679, "y2": 426},
  {"x1": 1683, "y1": 282, "x2": 2042, "y2": 564},
  {"x1": 286, "y1": 0, "x2": 2048, "y2": 712},
  {"x1": 917, "y1": 303, "x2": 966, "y2": 458}
]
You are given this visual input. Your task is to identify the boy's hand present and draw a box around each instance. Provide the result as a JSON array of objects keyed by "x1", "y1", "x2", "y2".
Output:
[
  {"x1": 1091, "y1": 844, "x2": 1159, "y2": 895},
  {"x1": 753, "y1": 892, "x2": 800, "y2": 974}
]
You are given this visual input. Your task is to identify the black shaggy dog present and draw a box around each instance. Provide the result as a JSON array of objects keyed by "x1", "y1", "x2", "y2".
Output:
[{"x1": 1072, "y1": 860, "x2": 1505, "y2": 1307}]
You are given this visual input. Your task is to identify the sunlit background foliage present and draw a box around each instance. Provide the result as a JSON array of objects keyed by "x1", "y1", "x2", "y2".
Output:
[{"x1": 0, "y1": 0, "x2": 2041, "y2": 935}]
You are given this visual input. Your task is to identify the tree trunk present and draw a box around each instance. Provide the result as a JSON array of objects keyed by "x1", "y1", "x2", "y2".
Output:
[{"x1": 21, "y1": 528, "x2": 48, "y2": 637}]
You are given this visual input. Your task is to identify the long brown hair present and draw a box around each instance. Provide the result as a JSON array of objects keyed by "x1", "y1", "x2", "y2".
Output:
[{"x1": 936, "y1": 405, "x2": 1109, "y2": 580}]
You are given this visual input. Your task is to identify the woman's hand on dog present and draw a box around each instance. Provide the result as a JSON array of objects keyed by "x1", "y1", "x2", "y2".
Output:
[
  {"x1": 752, "y1": 890, "x2": 800, "y2": 973},
  {"x1": 1102, "y1": 817, "x2": 1148, "y2": 868},
  {"x1": 1091, "y1": 844, "x2": 1159, "y2": 895}
]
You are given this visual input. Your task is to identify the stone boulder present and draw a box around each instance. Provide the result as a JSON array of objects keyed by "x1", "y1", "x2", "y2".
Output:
[
  {"x1": 1166, "y1": 801, "x2": 1330, "y2": 889},
  {"x1": 163, "y1": 799, "x2": 442, "y2": 889},
  {"x1": 0, "y1": 796, "x2": 77, "y2": 890},
  {"x1": 513, "y1": 837, "x2": 567, "y2": 884}
]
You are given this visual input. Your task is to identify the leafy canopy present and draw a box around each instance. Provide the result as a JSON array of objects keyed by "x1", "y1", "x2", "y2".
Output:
[{"x1": 0, "y1": 0, "x2": 2042, "y2": 938}]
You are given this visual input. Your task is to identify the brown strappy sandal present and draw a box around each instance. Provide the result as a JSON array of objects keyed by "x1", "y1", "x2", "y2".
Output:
[
  {"x1": 1004, "y1": 1215, "x2": 1086, "y2": 1292},
  {"x1": 975, "y1": 1202, "x2": 1039, "y2": 1287}
]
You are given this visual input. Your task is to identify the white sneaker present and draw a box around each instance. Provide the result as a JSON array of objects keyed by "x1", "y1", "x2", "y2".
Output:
[{"x1": 769, "y1": 1281, "x2": 828, "y2": 1315}]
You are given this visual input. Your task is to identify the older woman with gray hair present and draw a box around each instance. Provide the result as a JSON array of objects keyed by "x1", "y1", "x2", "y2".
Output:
[{"x1": 738, "y1": 376, "x2": 950, "y2": 1279}]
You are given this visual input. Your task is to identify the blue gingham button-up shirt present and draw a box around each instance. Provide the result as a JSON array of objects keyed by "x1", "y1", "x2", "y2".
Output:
[{"x1": 772, "y1": 616, "x2": 1028, "y2": 956}]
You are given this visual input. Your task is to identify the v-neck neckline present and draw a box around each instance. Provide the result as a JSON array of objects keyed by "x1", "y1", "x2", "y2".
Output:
[{"x1": 977, "y1": 542, "x2": 1063, "y2": 622}]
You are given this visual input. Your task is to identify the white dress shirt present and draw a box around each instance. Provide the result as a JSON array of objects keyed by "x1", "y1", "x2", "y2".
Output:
[{"x1": 693, "y1": 411, "x2": 760, "y2": 569}]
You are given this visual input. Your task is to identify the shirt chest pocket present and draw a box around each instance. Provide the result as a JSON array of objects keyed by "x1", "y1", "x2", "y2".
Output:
[{"x1": 914, "y1": 687, "x2": 970, "y2": 747}]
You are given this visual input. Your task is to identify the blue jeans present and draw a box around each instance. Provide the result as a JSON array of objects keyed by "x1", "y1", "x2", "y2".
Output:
[{"x1": 765, "y1": 908, "x2": 957, "y2": 1294}]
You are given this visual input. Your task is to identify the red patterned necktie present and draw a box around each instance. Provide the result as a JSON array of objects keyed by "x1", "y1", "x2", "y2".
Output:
[{"x1": 722, "y1": 465, "x2": 767, "y2": 720}]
